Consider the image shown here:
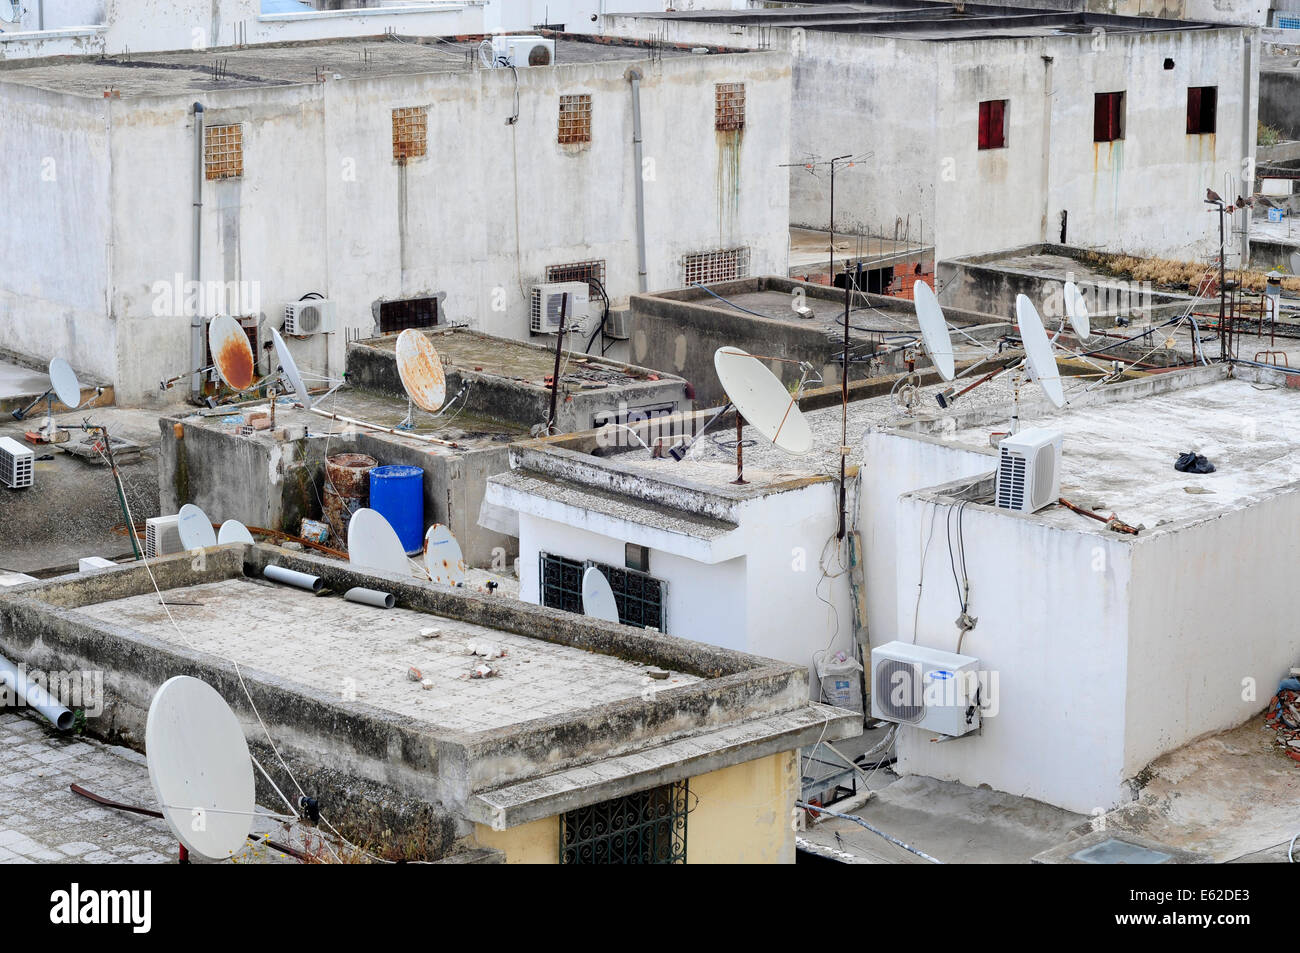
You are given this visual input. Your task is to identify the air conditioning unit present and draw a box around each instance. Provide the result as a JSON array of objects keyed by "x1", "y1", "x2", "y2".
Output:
[
  {"x1": 530, "y1": 282, "x2": 591, "y2": 335},
  {"x1": 490, "y1": 35, "x2": 554, "y2": 68},
  {"x1": 284, "y1": 300, "x2": 337, "y2": 336},
  {"x1": 0, "y1": 436, "x2": 34, "y2": 489},
  {"x1": 603, "y1": 309, "x2": 630, "y2": 341},
  {"x1": 870, "y1": 641, "x2": 981, "y2": 738},
  {"x1": 994, "y1": 427, "x2": 1063, "y2": 514},
  {"x1": 145, "y1": 515, "x2": 185, "y2": 559}
]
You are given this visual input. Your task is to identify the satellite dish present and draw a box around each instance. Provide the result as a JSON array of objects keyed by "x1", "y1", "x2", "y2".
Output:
[
  {"x1": 146, "y1": 675, "x2": 255, "y2": 861},
  {"x1": 913, "y1": 281, "x2": 955, "y2": 382},
  {"x1": 177, "y1": 503, "x2": 218, "y2": 550},
  {"x1": 348, "y1": 508, "x2": 411, "y2": 577},
  {"x1": 217, "y1": 519, "x2": 255, "y2": 545},
  {"x1": 1062, "y1": 281, "x2": 1091, "y2": 340},
  {"x1": 1015, "y1": 294, "x2": 1066, "y2": 410},
  {"x1": 208, "y1": 316, "x2": 256, "y2": 391},
  {"x1": 581, "y1": 567, "x2": 620, "y2": 623},
  {"x1": 48, "y1": 358, "x2": 81, "y2": 409},
  {"x1": 395, "y1": 329, "x2": 447, "y2": 414},
  {"x1": 271, "y1": 328, "x2": 310, "y2": 406},
  {"x1": 0, "y1": 1, "x2": 19, "y2": 24},
  {"x1": 1291, "y1": 251, "x2": 1300, "y2": 276},
  {"x1": 713, "y1": 347, "x2": 813, "y2": 455},
  {"x1": 422, "y1": 523, "x2": 466, "y2": 587}
]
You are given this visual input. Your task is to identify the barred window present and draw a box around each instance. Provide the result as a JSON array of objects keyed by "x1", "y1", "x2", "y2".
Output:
[
  {"x1": 560, "y1": 781, "x2": 688, "y2": 864},
  {"x1": 204, "y1": 124, "x2": 243, "y2": 180},
  {"x1": 682, "y1": 247, "x2": 750, "y2": 287},
  {"x1": 558, "y1": 94, "x2": 592, "y2": 144},
  {"x1": 379, "y1": 297, "x2": 438, "y2": 334},
  {"x1": 392, "y1": 106, "x2": 428, "y2": 161},
  {"x1": 546, "y1": 259, "x2": 605, "y2": 294},
  {"x1": 539, "y1": 552, "x2": 666, "y2": 632},
  {"x1": 715, "y1": 82, "x2": 745, "y2": 131}
]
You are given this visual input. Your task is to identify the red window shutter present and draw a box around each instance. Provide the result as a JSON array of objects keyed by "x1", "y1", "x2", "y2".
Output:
[
  {"x1": 989, "y1": 100, "x2": 1005, "y2": 148},
  {"x1": 1203, "y1": 87, "x2": 1216, "y2": 133},
  {"x1": 1094, "y1": 93, "x2": 1108, "y2": 141},
  {"x1": 978, "y1": 100, "x2": 990, "y2": 150},
  {"x1": 1186, "y1": 87, "x2": 1200, "y2": 134}
]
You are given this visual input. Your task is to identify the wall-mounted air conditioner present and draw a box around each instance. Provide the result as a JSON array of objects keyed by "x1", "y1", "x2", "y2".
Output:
[
  {"x1": 870, "y1": 641, "x2": 981, "y2": 737},
  {"x1": 145, "y1": 515, "x2": 185, "y2": 559},
  {"x1": 0, "y1": 436, "x2": 34, "y2": 489},
  {"x1": 603, "y1": 309, "x2": 630, "y2": 340},
  {"x1": 284, "y1": 300, "x2": 337, "y2": 336},
  {"x1": 530, "y1": 282, "x2": 590, "y2": 335},
  {"x1": 490, "y1": 35, "x2": 554, "y2": 68},
  {"x1": 994, "y1": 427, "x2": 1063, "y2": 514}
]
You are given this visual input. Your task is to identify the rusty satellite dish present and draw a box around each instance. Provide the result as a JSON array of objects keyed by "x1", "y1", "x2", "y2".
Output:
[
  {"x1": 713, "y1": 347, "x2": 813, "y2": 455},
  {"x1": 423, "y1": 523, "x2": 467, "y2": 587},
  {"x1": 208, "y1": 315, "x2": 256, "y2": 391},
  {"x1": 395, "y1": 329, "x2": 447, "y2": 414}
]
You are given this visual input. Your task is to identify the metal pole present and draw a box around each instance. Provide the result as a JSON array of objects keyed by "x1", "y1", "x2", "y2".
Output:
[
  {"x1": 190, "y1": 103, "x2": 206, "y2": 401},
  {"x1": 1219, "y1": 205, "x2": 1227, "y2": 362},
  {"x1": 547, "y1": 293, "x2": 569, "y2": 434},
  {"x1": 627, "y1": 69, "x2": 648, "y2": 293},
  {"x1": 732, "y1": 413, "x2": 747, "y2": 485}
]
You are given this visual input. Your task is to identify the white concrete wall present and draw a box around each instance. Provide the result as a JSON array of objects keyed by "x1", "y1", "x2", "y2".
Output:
[
  {"x1": 2, "y1": 49, "x2": 789, "y2": 402},
  {"x1": 0, "y1": 84, "x2": 114, "y2": 384}
]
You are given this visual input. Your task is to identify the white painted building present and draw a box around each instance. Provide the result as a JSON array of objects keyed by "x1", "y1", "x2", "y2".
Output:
[
  {"x1": 602, "y1": 3, "x2": 1261, "y2": 263},
  {"x1": 0, "y1": 34, "x2": 790, "y2": 404}
]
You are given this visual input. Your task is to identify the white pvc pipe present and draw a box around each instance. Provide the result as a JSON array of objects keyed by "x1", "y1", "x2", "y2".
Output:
[
  {"x1": 344, "y1": 587, "x2": 395, "y2": 609},
  {"x1": 0, "y1": 653, "x2": 73, "y2": 732},
  {"x1": 263, "y1": 565, "x2": 323, "y2": 593}
]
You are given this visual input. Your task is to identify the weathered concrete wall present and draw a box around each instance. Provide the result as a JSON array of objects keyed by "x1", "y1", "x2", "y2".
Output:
[{"x1": 1260, "y1": 68, "x2": 1300, "y2": 140}]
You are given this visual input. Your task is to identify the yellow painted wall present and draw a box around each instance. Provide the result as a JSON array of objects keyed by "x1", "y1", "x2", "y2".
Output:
[{"x1": 472, "y1": 750, "x2": 799, "y2": 865}]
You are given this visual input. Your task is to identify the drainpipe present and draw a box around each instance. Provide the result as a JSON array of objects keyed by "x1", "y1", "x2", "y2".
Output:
[
  {"x1": 626, "y1": 68, "x2": 648, "y2": 293},
  {"x1": 1039, "y1": 55, "x2": 1054, "y2": 244},
  {"x1": 190, "y1": 102, "x2": 205, "y2": 400},
  {"x1": 0, "y1": 653, "x2": 74, "y2": 731},
  {"x1": 1240, "y1": 33, "x2": 1254, "y2": 269}
]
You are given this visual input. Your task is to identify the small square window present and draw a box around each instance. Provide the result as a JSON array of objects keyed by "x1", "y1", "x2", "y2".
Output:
[
  {"x1": 1094, "y1": 91, "x2": 1125, "y2": 143},
  {"x1": 392, "y1": 106, "x2": 427, "y2": 161},
  {"x1": 204, "y1": 124, "x2": 243, "y2": 180},
  {"x1": 978, "y1": 99, "x2": 1007, "y2": 150},
  {"x1": 625, "y1": 543, "x2": 650, "y2": 573},
  {"x1": 547, "y1": 259, "x2": 606, "y2": 293},
  {"x1": 1187, "y1": 86, "x2": 1217, "y2": 135},
  {"x1": 378, "y1": 297, "x2": 438, "y2": 334},
  {"x1": 715, "y1": 82, "x2": 745, "y2": 131},
  {"x1": 558, "y1": 94, "x2": 592, "y2": 144}
]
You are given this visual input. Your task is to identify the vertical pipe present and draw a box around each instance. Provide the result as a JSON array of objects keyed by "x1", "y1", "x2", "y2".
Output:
[
  {"x1": 627, "y1": 69, "x2": 648, "y2": 293},
  {"x1": 190, "y1": 103, "x2": 206, "y2": 399},
  {"x1": 1241, "y1": 32, "x2": 1254, "y2": 269},
  {"x1": 547, "y1": 293, "x2": 568, "y2": 434}
]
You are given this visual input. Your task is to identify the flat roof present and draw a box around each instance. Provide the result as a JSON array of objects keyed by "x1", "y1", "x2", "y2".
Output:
[
  {"x1": 629, "y1": 0, "x2": 1221, "y2": 40},
  {"x1": 0, "y1": 34, "x2": 709, "y2": 98}
]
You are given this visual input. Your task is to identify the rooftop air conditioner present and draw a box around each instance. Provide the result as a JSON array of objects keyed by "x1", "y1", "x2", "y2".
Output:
[
  {"x1": 603, "y1": 309, "x2": 630, "y2": 341},
  {"x1": 490, "y1": 35, "x2": 554, "y2": 68},
  {"x1": 530, "y1": 282, "x2": 591, "y2": 335},
  {"x1": 284, "y1": 300, "x2": 337, "y2": 336},
  {"x1": 870, "y1": 641, "x2": 981, "y2": 737},
  {"x1": 145, "y1": 515, "x2": 185, "y2": 559},
  {"x1": 994, "y1": 427, "x2": 1063, "y2": 514},
  {"x1": 0, "y1": 436, "x2": 34, "y2": 489}
]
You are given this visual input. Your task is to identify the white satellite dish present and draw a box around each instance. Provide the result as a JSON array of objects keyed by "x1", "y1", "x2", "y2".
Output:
[
  {"x1": 1062, "y1": 281, "x2": 1091, "y2": 340},
  {"x1": 209, "y1": 315, "x2": 256, "y2": 391},
  {"x1": 217, "y1": 519, "x2": 255, "y2": 545},
  {"x1": 396, "y1": 329, "x2": 447, "y2": 414},
  {"x1": 422, "y1": 523, "x2": 466, "y2": 587},
  {"x1": 912, "y1": 281, "x2": 955, "y2": 382},
  {"x1": 177, "y1": 503, "x2": 218, "y2": 550},
  {"x1": 1290, "y1": 251, "x2": 1300, "y2": 277},
  {"x1": 348, "y1": 507, "x2": 411, "y2": 577},
  {"x1": 0, "y1": 1, "x2": 20, "y2": 24},
  {"x1": 713, "y1": 347, "x2": 813, "y2": 455},
  {"x1": 271, "y1": 328, "x2": 310, "y2": 406},
  {"x1": 581, "y1": 567, "x2": 620, "y2": 623},
  {"x1": 48, "y1": 358, "x2": 82, "y2": 409},
  {"x1": 146, "y1": 675, "x2": 255, "y2": 861},
  {"x1": 1016, "y1": 294, "x2": 1066, "y2": 410}
]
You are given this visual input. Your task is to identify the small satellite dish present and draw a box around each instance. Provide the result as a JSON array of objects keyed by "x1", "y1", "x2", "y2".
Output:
[
  {"x1": 913, "y1": 281, "x2": 955, "y2": 382},
  {"x1": 1016, "y1": 294, "x2": 1066, "y2": 410},
  {"x1": 1062, "y1": 281, "x2": 1091, "y2": 340},
  {"x1": 177, "y1": 503, "x2": 217, "y2": 550},
  {"x1": 217, "y1": 519, "x2": 255, "y2": 545},
  {"x1": 348, "y1": 508, "x2": 411, "y2": 577},
  {"x1": 0, "y1": 1, "x2": 20, "y2": 24},
  {"x1": 422, "y1": 523, "x2": 466, "y2": 587},
  {"x1": 146, "y1": 676, "x2": 255, "y2": 861},
  {"x1": 581, "y1": 567, "x2": 620, "y2": 623},
  {"x1": 395, "y1": 329, "x2": 447, "y2": 414},
  {"x1": 713, "y1": 347, "x2": 813, "y2": 455},
  {"x1": 271, "y1": 328, "x2": 310, "y2": 406},
  {"x1": 48, "y1": 358, "x2": 82, "y2": 409},
  {"x1": 208, "y1": 315, "x2": 256, "y2": 391}
]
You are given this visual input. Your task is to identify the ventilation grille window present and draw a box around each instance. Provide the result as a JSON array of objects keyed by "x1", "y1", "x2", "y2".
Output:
[
  {"x1": 682, "y1": 247, "x2": 750, "y2": 287},
  {"x1": 379, "y1": 297, "x2": 439, "y2": 334},
  {"x1": 392, "y1": 106, "x2": 428, "y2": 161},
  {"x1": 714, "y1": 82, "x2": 745, "y2": 131},
  {"x1": 204, "y1": 124, "x2": 243, "y2": 180},
  {"x1": 560, "y1": 781, "x2": 688, "y2": 864},
  {"x1": 539, "y1": 553, "x2": 666, "y2": 631}
]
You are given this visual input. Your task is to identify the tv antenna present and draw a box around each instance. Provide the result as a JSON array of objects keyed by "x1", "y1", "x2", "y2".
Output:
[{"x1": 779, "y1": 151, "x2": 872, "y2": 278}]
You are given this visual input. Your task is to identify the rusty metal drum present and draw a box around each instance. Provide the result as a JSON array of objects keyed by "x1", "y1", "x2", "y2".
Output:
[{"x1": 323, "y1": 452, "x2": 376, "y2": 550}]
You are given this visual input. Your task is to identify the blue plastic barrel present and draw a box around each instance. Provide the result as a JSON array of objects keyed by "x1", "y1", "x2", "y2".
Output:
[{"x1": 369, "y1": 465, "x2": 425, "y2": 554}]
